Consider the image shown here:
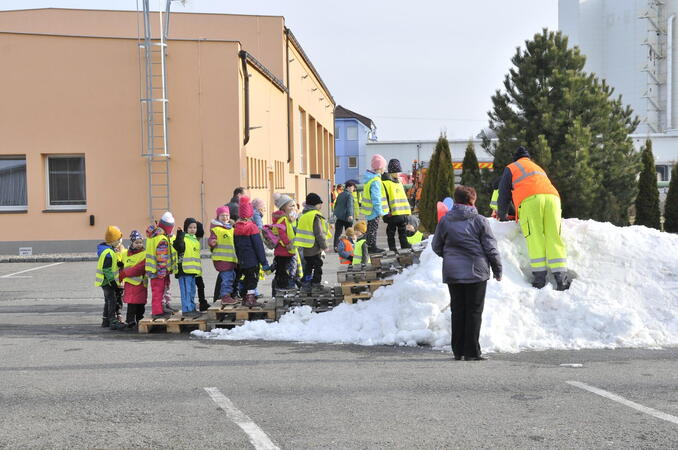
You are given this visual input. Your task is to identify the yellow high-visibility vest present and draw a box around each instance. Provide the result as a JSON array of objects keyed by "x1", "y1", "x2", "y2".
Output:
[
  {"x1": 490, "y1": 189, "x2": 499, "y2": 211},
  {"x1": 275, "y1": 215, "x2": 297, "y2": 254},
  {"x1": 383, "y1": 179, "x2": 411, "y2": 216},
  {"x1": 360, "y1": 175, "x2": 389, "y2": 216},
  {"x1": 294, "y1": 209, "x2": 331, "y2": 248},
  {"x1": 406, "y1": 231, "x2": 424, "y2": 245},
  {"x1": 352, "y1": 191, "x2": 360, "y2": 217},
  {"x1": 211, "y1": 226, "x2": 237, "y2": 263},
  {"x1": 181, "y1": 234, "x2": 202, "y2": 276},
  {"x1": 95, "y1": 247, "x2": 118, "y2": 287},
  {"x1": 123, "y1": 250, "x2": 147, "y2": 286},
  {"x1": 352, "y1": 238, "x2": 370, "y2": 266},
  {"x1": 145, "y1": 234, "x2": 177, "y2": 274}
]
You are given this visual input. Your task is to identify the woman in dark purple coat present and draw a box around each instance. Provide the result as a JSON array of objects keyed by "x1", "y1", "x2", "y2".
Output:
[{"x1": 432, "y1": 186, "x2": 502, "y2": 361}]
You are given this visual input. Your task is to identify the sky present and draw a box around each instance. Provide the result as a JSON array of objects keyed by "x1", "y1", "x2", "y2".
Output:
[{"x1": 1, "y1": 0, "x2": 559, "y2": 141}]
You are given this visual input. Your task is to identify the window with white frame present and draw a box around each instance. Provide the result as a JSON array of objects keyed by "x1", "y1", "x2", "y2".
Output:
[
  {"x1": 335, "y1": 156, "x2": 341, "y2": 168},
  {"x1": 346, "y1": 126, "x2": 358, "y2": 141},
  {"x1": 335, "y1": 126, "x2": 341, "y2": 140},
  {"x1": 0, "y1": 156, "x2": 27, "y2": 210},
  {"x1": 46, "y1": 155, "x2": 86, "y2": 208},
  {"x1": 348, "y1": 156, "x2": 358, "y2": 168}
]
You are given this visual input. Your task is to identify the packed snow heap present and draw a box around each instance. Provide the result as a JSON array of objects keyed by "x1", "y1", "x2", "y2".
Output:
[{"x1": 193, "y1": 219, "x2": 678, "y2": 352}]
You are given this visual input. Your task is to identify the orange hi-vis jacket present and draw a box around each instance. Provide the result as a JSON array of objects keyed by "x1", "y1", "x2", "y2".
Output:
[
  {"x1": 508, "y1": 158, "x2": 559, "y2": 220},
  {"x1": 338, "y1": 237, "x2": 354, "y2": 265}
]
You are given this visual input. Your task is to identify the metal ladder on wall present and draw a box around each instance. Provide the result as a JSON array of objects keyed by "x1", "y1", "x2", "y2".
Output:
[{"x1": 138, "y1": 0, "x2": 174, "y2": 223}]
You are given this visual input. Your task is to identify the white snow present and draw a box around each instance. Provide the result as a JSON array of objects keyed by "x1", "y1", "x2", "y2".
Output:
[{"x1": 193, "y1": 219, "x2": 678, "y2": 353}]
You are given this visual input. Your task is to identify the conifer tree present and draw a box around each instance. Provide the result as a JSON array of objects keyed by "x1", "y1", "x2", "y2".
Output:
[
  {"x1": 664, "y1": 163, "x2": 678, "y2": 233},
  {"x1": 419, "y1": 135, "x2": 455, "y2": 233},
  {"x1": 461, "y1": 141, "x2": 491, "y2": 215},
  {"x1": 486, "y1": 29, "x2": 640, "y2": 225},
  {"x1": 634, "y1": 140, "x2": 661, "y2": 229}
]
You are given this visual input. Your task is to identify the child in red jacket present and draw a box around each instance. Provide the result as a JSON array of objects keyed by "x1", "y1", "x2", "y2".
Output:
[
  {"x1": 234, "y1": 196, "x2": 270, "y2": 307},
  {"x1": 120, "y1": 230, "x2": 147, "y2": 328}
]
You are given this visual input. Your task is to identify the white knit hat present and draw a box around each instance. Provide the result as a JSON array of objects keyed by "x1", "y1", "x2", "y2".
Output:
[
  {"x1": 159, "y1": 211, "x2": 175, "y2": 226},
  {"x1": 273, "y1": 192, "x2": 294, "y2": 210}
]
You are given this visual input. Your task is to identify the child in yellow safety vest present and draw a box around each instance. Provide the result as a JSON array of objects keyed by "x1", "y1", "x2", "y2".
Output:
[
  {"x1": 296, "y1": 193, "x2": 331, "y2": 293},
  {"x1": 209, "y1": 206, "x2": 238, "y2": 305},
  {"x1": 352, "y1": 221, "x2": 370, "y2": 266},
  {"x1": 146, "y1": 212, "x2": 178, "y2": 319},
  {"x1": 337, "y1": 228, "x2": 355, "y2": 264},
  {"x1": 95, "y1": 225, "x2": 126, "y2": 330},
  {"x1": 119, "y1": 230, "x2": 147, "y2": 328},
  {"x1": 173, "y1": 217, "x2": 203, "y2": 318}
]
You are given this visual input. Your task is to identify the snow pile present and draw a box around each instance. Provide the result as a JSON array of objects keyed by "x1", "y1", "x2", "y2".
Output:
[{"x1": 193, "y1": 219, "x2": 678, "y2": 352}]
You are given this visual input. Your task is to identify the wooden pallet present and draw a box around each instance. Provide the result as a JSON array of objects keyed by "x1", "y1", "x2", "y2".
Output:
[
  {"x1": 337, "y1": 266, "x2": 380, "y2": 283},
  {"x1": 340, "y1": 279, "x2": 393, "y2": 296},
  {"x1": 206, "y1": 319, "x2": 276, "y2": 331},
  {"x1": 343, "y1": 292, "x2": 373, "y2": 304},
  {"x1": 138, "y1": 315, "x2": 208, "y2": 334},
  {"x1": 207, "y1": 301, "x2": 276, "y2": 322}
]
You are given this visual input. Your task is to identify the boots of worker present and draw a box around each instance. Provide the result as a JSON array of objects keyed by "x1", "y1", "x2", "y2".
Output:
[
  {"x1": 531, "y1": 271, "x2": 547, "y2": 289},
  {"x1": 553, "y1": 272, "x2": 572, "y2": 291},
  {"x1": 243, "y1": 293, "x2": 262, "y2": 308}
]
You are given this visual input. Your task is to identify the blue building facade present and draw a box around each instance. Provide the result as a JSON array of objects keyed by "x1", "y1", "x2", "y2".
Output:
[{"x1": 334, "y1": 105, "x2": 376, "y2": 184}]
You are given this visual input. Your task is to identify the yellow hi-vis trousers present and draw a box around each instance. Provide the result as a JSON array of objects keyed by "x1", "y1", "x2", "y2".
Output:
[{"x1": 517, "y1": 194, "x2": 567, "y2": 273}]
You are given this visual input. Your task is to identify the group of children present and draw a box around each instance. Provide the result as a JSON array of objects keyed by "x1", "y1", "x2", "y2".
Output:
[{"x1": 96, "y1": 192, "x2": 380, "y2": 331}]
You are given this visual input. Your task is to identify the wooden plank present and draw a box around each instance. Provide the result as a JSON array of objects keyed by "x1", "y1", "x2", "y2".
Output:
[{"x1": 343, "y1": 293, "x2": 372, "y2": 304}]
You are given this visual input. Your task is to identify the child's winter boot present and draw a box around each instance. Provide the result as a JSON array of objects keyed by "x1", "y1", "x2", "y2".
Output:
[
  {"x1": 221, "y1": 295, "x2": 237, "y2": 305},
  {"x1": 109, "y1": 319, "x2": 126, "y2": 331},
  {"x1": 243, "y1": 293, "x2": 262, "y2": 307}
]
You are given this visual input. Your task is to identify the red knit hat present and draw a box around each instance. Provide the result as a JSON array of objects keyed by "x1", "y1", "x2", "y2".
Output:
[{"x1": 239, "y1": 195, "x2": 253, "y2": 219}]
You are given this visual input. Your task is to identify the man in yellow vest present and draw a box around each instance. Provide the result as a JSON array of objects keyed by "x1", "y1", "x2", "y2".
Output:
[
  {"x1": 382, "y1": 158, "x2": 412, "y2": 252},
  {"x1": 497, "y1": 146, "x2": 570, "y2": 290},
  {"x1": 361, "y1": 154, "x2": 389, "y2": 253},
  {"x1": 95, "y1": 225, "x2": 126, "y2": 330},
  {"x1": 295, "y1": 193, "x2": 332, "y2": 293}
]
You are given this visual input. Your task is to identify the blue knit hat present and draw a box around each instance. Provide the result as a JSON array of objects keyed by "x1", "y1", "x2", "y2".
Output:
[{"x1": 129, "y1": 230, "x2": 143, "y2": 242}]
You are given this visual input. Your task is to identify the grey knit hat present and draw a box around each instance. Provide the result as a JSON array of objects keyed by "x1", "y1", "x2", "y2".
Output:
[{"x1": 274, "y1": 192, "x2": 294, "y2": 210}]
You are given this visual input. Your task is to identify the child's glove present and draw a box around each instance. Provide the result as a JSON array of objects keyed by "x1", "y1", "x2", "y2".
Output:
[{"x1": 262, "y1": 264, "x2": 272, "y2": 273}]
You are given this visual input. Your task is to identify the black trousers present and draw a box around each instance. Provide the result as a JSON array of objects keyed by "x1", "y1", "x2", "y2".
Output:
[
  {"x1": 101, "y1": 285, "x2": 119, "y2": 321},
  {"x1": 195, "y1": 276, "x2": 206, "y2": 303},
  {"x1": 273, "y1": 255, "x2": 293, "y2": 291},
  {"x1": 384, "y1": 215, "x2": 411, "y2": 251},
  {"x1": 448, "y1": 281, "x2": 487, "y2": 359},
  {"x1": 125, "y1": 304, "x2": 145, "y2": 325},
  {"x1": 333, "y1": 219, "x2": 353, "y2": 249},
  {"x1": 213, "y1": 276, "x2": 221, "y2": 302},
  {"x1": 366, "y1": 218, "x2": 380, "y2": 249},
  {"x1": 304, "y1": 254, "x2": 323, "y2": 284},
  {"x1": 240, "y1": 267, "x2": 259, "y2": 292}
]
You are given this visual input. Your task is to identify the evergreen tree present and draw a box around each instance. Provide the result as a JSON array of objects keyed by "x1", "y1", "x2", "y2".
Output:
[
  {"x1": 486, "y1": 29, "x2": 640, "y2": 225},
  {"x1": 419, "y1": 135, "x2": 455, "y2": 233},
  {"x1": 461, "y1": 141, "x2": 491, "y2": 215},
  {"x1": 664, "y1": 163, "x2": 678, "y2": 233},
  {"x1": 635, "y1": 140, "x2": 661, "y2": 229}
]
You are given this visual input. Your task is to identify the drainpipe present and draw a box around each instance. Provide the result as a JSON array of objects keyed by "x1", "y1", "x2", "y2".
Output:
[
  {"x1": 285, "y1": 29, "x2": 292, "y2": 164},
  {"x1": 668, "y1": 15, "x2": 675, "y2": 130},
  {"x1": 239, "y1": 50, "x2": 250, "y2": 146}
]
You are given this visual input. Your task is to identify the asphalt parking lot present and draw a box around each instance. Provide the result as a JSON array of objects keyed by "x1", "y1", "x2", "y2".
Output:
[{"x1": 1, "y1": 259, "x2": 678, "y2": 449}]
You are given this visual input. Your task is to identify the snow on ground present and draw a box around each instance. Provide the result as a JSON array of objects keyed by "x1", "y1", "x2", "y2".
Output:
[{"x1": 193, "y1": 219, "x2": 678, "y2": 353}]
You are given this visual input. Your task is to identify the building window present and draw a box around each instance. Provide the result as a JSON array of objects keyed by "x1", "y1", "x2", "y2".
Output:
[
  {"x1": 299, "y1": 108, "x2": 307, "y2": 174},
  {"x1": 348, "y1": 156, "x2": 357, "y2": 168},
  {"x1": 46, "y1": 155, "x2": 86, "y2": 208},
  {"x1": 656, "y1": 165, "x2": 669, "y2": 182},
  {"x1": 0, "y1": 156, "x2": 28, "y2": 211},
  {"x1": 346, "y1": 125, "x2": 358, "y2": 141},
  {"x1": 335, "y1": 156, "x2": 341, "y2": 168},
  {"x1": 335, "y1": 126, "x2": 341, "y2": 140}
]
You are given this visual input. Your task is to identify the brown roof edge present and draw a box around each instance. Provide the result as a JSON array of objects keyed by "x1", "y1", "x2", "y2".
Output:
[
  {"x1": 241, "y1": 50, "x2": 288, "y2": 94},
  {"x1": 335, "y1": 105, "x2": 374, "y2": 129},
  {"x1": 284, "y1": 27, "x2": 335, "y2": 106},
  {"x1": 0, "y1": 30, "x2": 241, "y2": 43},
  {"x1": 0, "y1": 7, "x2": 285, "y2": 19}
]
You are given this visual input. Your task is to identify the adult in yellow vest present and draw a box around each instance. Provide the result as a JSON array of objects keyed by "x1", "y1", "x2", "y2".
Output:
[
  {"x1": 95, "y1": 225, "x2": 126, "y2": 330},
  {"x1": 295, "y1": 193, "x2": 331, "y2": 293},
  {"x1": 361, "y1": 154, "x2": 389, "y2": 253},
  {"x1": 172, "y1": 217, "x2": 203, "y2": 317},
  {"x1": 497, "y1": 146, "x2": 570, "y2": 290},
  {"x1": 382, "y1": 158, "x2": 413, "y2": 252}
]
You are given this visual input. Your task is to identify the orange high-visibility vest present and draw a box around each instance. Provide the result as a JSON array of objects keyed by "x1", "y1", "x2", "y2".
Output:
[
  {"x1": 338, "y1": 237, "x2": 354, "y2": 265},
  {"x1": 508, "y1": 158, "x2": 559, "y2": 220}
]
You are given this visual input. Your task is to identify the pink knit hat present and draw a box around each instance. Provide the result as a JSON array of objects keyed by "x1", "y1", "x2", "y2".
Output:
[
  {"x1": 371, "y1": 154, "x2": 387, "y2": 171},
  {"x1": 239, "y1": 196, "x2": 253, "y2": 219},
  {"x1": 251, "y1": 198, "x2": 265, "y2": 211},
  {"x1": 216, "y1": 205, "x2": 230, "y2": 218}
]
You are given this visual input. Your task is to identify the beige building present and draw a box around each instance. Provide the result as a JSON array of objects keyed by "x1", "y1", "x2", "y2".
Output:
[{"x1": 0, "y1": 8, "x2": 335, "y2": 253}]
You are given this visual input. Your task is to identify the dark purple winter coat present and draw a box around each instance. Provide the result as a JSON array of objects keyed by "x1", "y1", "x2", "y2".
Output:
[{"x1": 431, "y1": 204, "x2": 502, "y2": 284}]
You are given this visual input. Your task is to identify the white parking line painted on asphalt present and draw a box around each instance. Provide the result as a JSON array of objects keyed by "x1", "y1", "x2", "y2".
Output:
[
  {"x1": 0, "y1": 262, "x2": 63, "y2": 279},
  {"x1": 567, "y1": 380, "x2": 678, "y2": 425},
  {"x1": 204, "y1": 387, "x2": 279, "y2": 450}
]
